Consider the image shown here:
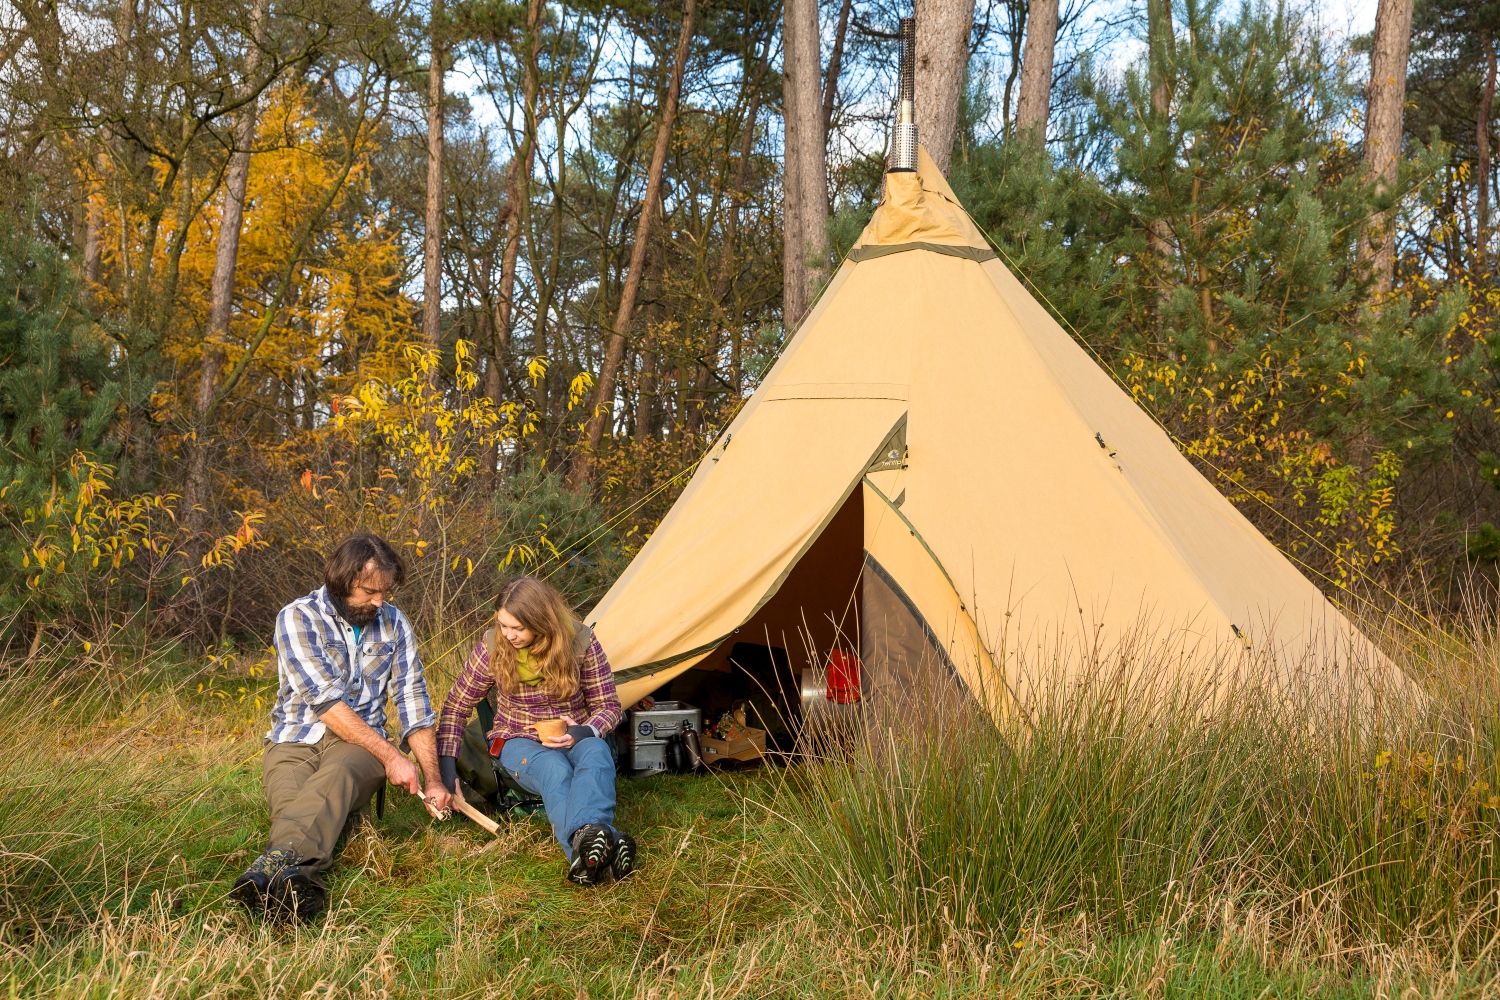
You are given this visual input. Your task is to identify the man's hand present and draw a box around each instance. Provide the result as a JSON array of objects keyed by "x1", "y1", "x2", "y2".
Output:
[
  {"x1": 404, "y1": 727, "x2": 449, "y2": 817},
  {"x1": 318, "y1": 701, "x2": 424, "y2": 795},
  {"x1": 385, "y1": 754, "x2": 422, "y2": 795},
  {"x1": 316, "y1": 703, "x2": 450, "y2": 817}
]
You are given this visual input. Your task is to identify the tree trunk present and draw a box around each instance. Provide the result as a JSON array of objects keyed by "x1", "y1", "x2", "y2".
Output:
[
  {"x1": 635, "y1": 341, "x2": 657, "y2": 442},
  {"x1": 478, "y1": 190, "x2": 516, "y2": 484},
  {"x1": 822, "y1": 0, "x2": 852, "y2": 138},
  {"x1": 913, "y1": 0, "x2": 976, "y2": 176},
  {"x1": 782, "y1": 0, "x2": 827, "y2": 328},
  {"x1": 423, "y1": 0, "x2": 446, "y2": 353},
  {"x1": 82, "y1": 154, "x2": 104, "y2": 291},
  {"x1": 127, "y1": 192, "x2": 168, "y2": 327},
  {"x1": 116, "y1": 0, "x2": 135, "y2": 50},
  {"x1": 1147, "y1": 0, "x2": 1175, "y2": 330},
  {"x1": 573, "y1": 0, "x2": 697, "y2": 488},
  {"x1": 160, "y1": 140, "x2": 216, "y2": 324},
  {"x1": 209, "y1": 110, "x2": 371, "y2": 410},
  {"x1": 1191, "y1": 169, "x2": 1212, "y2": 330},
  {"x1": 1361, "y1": 0, "x2": 1414, "y2": 296},
  {"x1": 730, "y1": 44, "x2": 767, "y2": 398},
  {"x1": 1000, "y1": 4, "x2": 1023, "y2": 136},
  {"x1": 1014, "y1": 0, "x2": 1058, "y2": 143},
  {"x1": 493, "y1": 139, "x2": 533, "y2": 364},
  {"x1": 480, "y1": 1, "x2": 541, "y2": 480},
  {"x1": 493, "y1": 0, "x2": 541, "y2": 374},
  {"x1": 692, "y1": 54, "x2": 764, "y2": 430},
  {"x1": 635, "y1": 232, "x2": 663, "y2": 443},
  {"x1": 83, "y1": 0, "x2": 116, "y2": 300},
  {"x1": 183, "y1": 0, "x2": 268, "y2": 543},
  {"x1": 475, "y1": 266, "x2": 502, "y2": 470},
  {"x1": 1478, "y1": 29, "x2": 1496, "y2": 273},
  {"x1": 1148, "y1": 0, "x2": 1174, "y2": 114},
  {"x1": 533, "y1": 126, "x2": 566, "y2": 434}
]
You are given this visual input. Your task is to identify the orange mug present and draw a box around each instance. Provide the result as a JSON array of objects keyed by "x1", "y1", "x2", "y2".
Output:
[{"x1": 532, "y1": 719, "x2": 569, "y2": 741}]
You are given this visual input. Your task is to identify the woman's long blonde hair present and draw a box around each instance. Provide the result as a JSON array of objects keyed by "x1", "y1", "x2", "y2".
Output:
[{"x1": 486, "y1": 577, "x2": 580, "y2": 700}]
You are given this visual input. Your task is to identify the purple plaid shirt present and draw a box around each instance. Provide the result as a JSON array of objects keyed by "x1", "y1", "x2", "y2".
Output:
[{"x1": 436, "y1": 633, "x2": 622, "y2": 758}]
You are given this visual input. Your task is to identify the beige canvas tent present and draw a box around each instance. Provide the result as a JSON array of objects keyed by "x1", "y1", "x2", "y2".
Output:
[{"x1": 587, "y1": 144, "x2": 1401, "y2": 721}]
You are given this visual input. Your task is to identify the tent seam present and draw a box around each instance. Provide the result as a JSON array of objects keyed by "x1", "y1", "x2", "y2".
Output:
[{"x1": 848, "y1": 242, "x2": 997, "y2": 263}]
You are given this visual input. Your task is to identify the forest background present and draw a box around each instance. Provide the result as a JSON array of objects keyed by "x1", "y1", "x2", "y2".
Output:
[
  {"x1": 6, "y1": 3, "x2": 1500, "y2": 994},
  {"x1": 0, "y1": 0, "x2": 1494, "y2": 650}
]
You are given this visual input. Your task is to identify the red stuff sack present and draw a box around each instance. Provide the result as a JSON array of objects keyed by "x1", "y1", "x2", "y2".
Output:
[{"x1": 826, "y1": 650, "x2": 863, "y2": 705}]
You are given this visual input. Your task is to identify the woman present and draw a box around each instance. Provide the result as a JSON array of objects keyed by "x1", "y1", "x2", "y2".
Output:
[{"x1": 436, "y1": 577, "x2": 633, "y2": 886}]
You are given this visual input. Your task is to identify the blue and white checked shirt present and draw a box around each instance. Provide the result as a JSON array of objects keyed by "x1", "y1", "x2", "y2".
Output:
[{"x1": 266, "y1": 586, "x2": 436, "y2": 747}]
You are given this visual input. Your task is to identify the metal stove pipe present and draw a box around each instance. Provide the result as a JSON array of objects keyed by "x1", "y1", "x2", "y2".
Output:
[{"x1": 889, "y1": 17, "x2": 918, "y2": 172}]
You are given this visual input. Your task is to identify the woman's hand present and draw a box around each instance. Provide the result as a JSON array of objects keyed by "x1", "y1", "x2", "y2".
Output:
[{"x1": 540, "y1": 715, "x2": 579, "y2": 749}]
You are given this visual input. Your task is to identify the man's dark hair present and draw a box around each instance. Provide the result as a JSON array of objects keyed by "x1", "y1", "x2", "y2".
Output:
[{"x1": 323, "y1": 533, "x2": 406, "y2": 599}]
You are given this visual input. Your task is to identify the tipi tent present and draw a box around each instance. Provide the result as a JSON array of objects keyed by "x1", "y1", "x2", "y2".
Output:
[{"x1": 587, "y1": 145, "x2": 1401, "y2": 719}]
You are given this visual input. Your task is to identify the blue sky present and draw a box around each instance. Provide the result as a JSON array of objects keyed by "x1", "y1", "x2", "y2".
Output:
[{"x1": 451, "y1": 0, "x2": 1387, "y2": 154}]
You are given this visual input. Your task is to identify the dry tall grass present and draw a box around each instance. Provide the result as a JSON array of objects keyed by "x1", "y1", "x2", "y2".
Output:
[
  {"x1": 2, "y1": 611, "x2": 1499, "y2": 996},
  {"x1": 782, "y1": 610, "x2": 1500, "y2": 990}
]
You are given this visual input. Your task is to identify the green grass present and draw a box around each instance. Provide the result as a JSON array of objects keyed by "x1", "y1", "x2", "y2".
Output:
[
  {"x1": 786, "y1": 685, "x2": 1500, "y2": 948},
  {"x1": 778, "y1": 621, "x2": 1500, "y2": 995},
  {"x1": 2, "y1": 630, "x2": 1498, "y2": 997},
  {"x1": 0, "y1": 645, "x2": 796, "y2": 996}
]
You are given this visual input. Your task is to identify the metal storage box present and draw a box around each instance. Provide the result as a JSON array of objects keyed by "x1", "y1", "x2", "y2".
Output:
[{"x1": 626, "y1": 701, "x2": 701, "y2": 774}]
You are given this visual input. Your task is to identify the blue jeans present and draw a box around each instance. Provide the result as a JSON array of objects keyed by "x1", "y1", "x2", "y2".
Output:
[{"x1": 499, "y1": 736, "x2": 616, "y2": 858}]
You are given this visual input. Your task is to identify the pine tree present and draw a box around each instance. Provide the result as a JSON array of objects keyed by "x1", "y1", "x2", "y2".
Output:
[
  {"x1": 953, "y1": 1, "x2": 1467, "y2": 580},
  {"x1": 0, "y1": 218, "x2": 122, "y2": 508}
]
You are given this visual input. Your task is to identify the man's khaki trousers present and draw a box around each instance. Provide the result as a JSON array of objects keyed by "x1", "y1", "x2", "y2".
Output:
[{"x1": 262, "y1": 732, "x2": 385, "y2": 879}]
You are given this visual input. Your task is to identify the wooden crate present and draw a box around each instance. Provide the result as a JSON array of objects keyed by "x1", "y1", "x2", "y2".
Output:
[{"x1": 700, "y1": 726, "x2": 767, "y2": 763}]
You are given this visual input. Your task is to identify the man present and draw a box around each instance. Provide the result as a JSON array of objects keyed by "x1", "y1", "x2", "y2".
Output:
[{"x1": 231, "y1": 532, "x2": 453, "y2": 922}]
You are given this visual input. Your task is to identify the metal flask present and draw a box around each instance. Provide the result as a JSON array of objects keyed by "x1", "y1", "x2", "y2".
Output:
[
  {"x1": 681, "y1": 728, "x2": 704, "y2": 771},
  {"x1": 664, "y1": 733, "x2": 689, "y2": 774}
]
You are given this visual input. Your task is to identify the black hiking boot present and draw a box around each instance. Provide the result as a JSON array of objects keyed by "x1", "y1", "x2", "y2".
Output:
[
  {"x1": 611, "y1": 832, "x2": 638, "y2": 882},
  {"x1": 230, "y1": 848, "x2": 298, "y2": 914},
  {"x1": 267, "y1": 863, "x2": 327, "y2": 924},
  {"x1": 566, "y1": 824, "x2": 615, "y2": 886}
]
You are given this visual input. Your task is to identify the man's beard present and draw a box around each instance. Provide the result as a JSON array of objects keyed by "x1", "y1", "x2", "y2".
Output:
[{"x1": 334, "y1": 594, "x2": 381, "y2": 629}]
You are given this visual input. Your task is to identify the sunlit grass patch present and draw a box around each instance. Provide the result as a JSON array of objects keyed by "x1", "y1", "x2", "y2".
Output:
[{"x1": 4, "y1": 623, "x2": 1500, "y2": 996}]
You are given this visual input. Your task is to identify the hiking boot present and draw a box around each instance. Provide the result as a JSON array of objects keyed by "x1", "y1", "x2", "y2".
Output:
[
  {"x1": 230, "y1": 848, "x2": 298, "y2": 914},
  {"x1": 566, "y1": 824, "x2": 615, "y2": 886},
  {"x1": 266, "y1": 864, "x2": 327, "y2": 924},
  {"x1": 611, "y1": 832, "x2": 638, "y2": 882}
]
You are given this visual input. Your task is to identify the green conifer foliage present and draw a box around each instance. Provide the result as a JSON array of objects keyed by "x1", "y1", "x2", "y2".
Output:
[
  {"x1": 952, "y1": 1, "x2": 1469, "y2": 578},
  {"x1": 0, "y1": 216, "x2": 122, "y2": 530}
]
